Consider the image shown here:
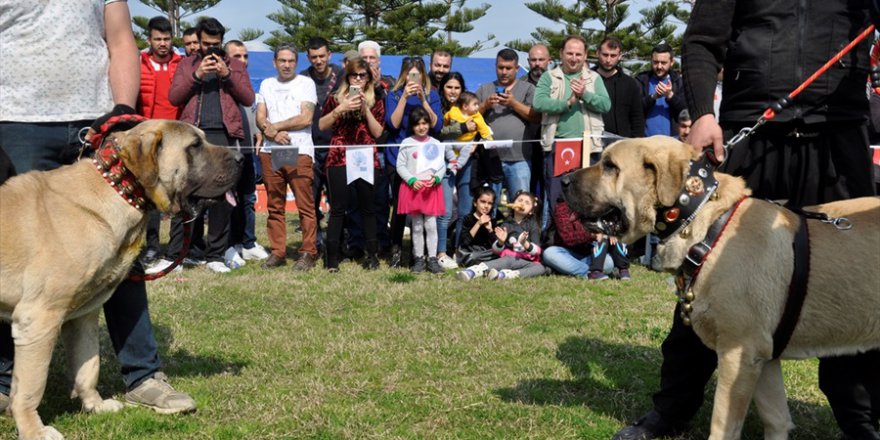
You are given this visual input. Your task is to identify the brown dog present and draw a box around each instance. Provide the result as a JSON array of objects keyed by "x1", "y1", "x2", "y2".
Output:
[
  {"x1": 0, "y1": 120, "x2": 242, "y2": 440},
  {"x1": 561, "y1": 136, "x2": 880, "y2": 439}
]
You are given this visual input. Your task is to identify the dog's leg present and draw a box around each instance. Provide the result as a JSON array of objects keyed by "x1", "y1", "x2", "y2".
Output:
[
  {"x1": 752, "y1": 359, "x2": 794, "y2": 440},
  {"x1": 9, "y1": 307, "x2": 65, "y2": 440},
  {"x1": 61, "y1": 311, "x2": 123, "y2": 414},
  {"x1": 709, "y1": 345, "x2": 764, "y2": 440}
]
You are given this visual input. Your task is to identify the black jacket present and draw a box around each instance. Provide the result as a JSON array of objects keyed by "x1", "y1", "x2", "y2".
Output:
[
  {"x1": 682, "y1": 0, "x2": 872, "y2": 124},
  {"x1": 635, "y1": 69, "x2": 687, "y2": 134},
  {"x1": 593, "y1": 67, "x2": 646, "y2": 137}
]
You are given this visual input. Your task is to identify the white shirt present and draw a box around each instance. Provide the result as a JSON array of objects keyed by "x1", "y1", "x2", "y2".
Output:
[
  {"x1": 256, "y1": 75, "x2": 317, "y2": 159},
  {"x1": 0, "y1": 0, "x2": 116, "y2": 122}
]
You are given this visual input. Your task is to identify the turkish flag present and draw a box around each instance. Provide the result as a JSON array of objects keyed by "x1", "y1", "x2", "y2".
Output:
[{"x1": 553, "y1": 138, "x2": 582, "y2": 177}]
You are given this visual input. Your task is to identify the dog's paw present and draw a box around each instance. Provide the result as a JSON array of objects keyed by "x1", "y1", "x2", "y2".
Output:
[
  {"x1": 83, "y1": 398, "x2": 124, "y2": 414},
  {"x1": 36, "y1": 425, "x2": 65, "y2": 440}
]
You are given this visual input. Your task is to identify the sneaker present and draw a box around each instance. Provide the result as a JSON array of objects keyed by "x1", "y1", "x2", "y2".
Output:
[
  {"x1": 589, "y1": 270, "x2": 609, "y2": 281},
  {"x1": 145, "y1": 259, "x2": 181, "y2": 275},
  {"x1": 182, "y1": 257, "x2": 206, "y2": 267},
  {"x1": 125, "y1": 372, "x2": 196, "y2": 415},
  {"x1": 224, "y1": 247, "x2": 246, "y2": 269},
  {"x1": 411, "y1": 257, "x2": 426, "y2": 273},
  {"x1": 206, "y1": 261, "x2": 231, "y2": 273},
  {"x1": 437, "y1": 254, "x2": 458, "y2": 270},
  {"x1": 292, "y1": 253, "x2": 317, "y2": 272},
  {"x1": 456, "y1": 269, "x2": 477, "y2": 281},
  {"x1": 426, "y1": 257, "x2": 444, "y2": 274},
  {"x1": 488, "y1": 269, "x2": 519, "y2": 280},
  {"x1": 618, "y1": 269, "x2": 631, "y2": 280},
  {"x1": 241, "y1": 243, "x2": 269, "y2": 260}
]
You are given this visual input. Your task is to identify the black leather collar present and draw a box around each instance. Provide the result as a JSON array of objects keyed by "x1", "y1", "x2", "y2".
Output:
[{"x1": 654, "y1": 154, "x2": 719, "y2": 242}]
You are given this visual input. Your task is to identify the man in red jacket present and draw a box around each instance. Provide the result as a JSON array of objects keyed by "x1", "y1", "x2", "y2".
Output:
[
  {"x1": 138, "y1": 16, "x2": 183, "y2": 270},
  {"x1": 162, "y1": 17, "x2": 255, "y2": 274}
]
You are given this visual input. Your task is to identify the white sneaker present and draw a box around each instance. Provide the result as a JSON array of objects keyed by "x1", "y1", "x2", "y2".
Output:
[
  {"x1": 437, "y1": 254, "x2": 458, "y2": 270},
  {"x1": 241, "y1": 243, "x2": 270, "y2": 260},
  {"x1": 224, "y1": 247, "x2": 246, "y2": 269},
  {"x1": 145, "y1": 259, "x2": 181, "y2": 275},
  {"x1": 206, "y1": 261, "x2": 231, "y2": 273}
]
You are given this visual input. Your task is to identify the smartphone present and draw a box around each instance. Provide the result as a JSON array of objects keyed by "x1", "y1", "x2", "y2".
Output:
[
  {"x1": 349, "y1": 85, "x2": 361, "y2": 97},
  {"x1": 408, "y1": 71, "x2": 420, "y2": 83},
  {"x1": 495, "y1": 85, "x2": 506, "y2": 95},
  {"x1": 205, "y1": 47, "x2": 225, "y2": 60}
]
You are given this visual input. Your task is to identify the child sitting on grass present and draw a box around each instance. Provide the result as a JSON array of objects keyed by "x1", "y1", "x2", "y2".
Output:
[
  {"x1": 455, "y1": 186, "x2": 498, "y2": 267},
  {"x1": 457, "y1": 190, "x2": 544, "y2": 280}
]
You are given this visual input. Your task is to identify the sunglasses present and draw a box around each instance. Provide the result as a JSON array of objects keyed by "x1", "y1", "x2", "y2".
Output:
[
  {"x1": 402, "y1": 56, "x2": 425, "y2": 66},
  {"x1": 348, "y1": 72, "x2": 369, "y2": 79}
]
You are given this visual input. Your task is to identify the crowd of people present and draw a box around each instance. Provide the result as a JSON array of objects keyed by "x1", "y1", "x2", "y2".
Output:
[
  {"x1": 138, "y1": 18, "x2": 702, "y2": 282},
  {"x1": 1, "y1": 1, "x2": 877, "y2": 438}
]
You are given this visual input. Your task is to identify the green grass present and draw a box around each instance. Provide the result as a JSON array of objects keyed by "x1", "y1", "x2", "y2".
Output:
[{"x1": 0, "y1": 216, "x2": 838, "y2": 439}]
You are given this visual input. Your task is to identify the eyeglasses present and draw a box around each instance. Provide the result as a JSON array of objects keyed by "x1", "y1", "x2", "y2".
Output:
[{"x1": 348, "y1": 72, "x2": 369, "y2": 79}]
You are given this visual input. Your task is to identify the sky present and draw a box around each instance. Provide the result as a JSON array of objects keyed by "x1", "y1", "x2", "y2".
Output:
[{"x1": 129, "y1": 0, "x2": 657, "y2": 57}]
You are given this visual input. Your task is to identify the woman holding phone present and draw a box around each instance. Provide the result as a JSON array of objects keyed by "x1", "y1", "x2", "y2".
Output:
[
  {"x1": 384, "y1": 56, "x2": 443, "y2": 267},
  {"x1": 319, "y1": 57, "x2": 386, "y2": 272}
]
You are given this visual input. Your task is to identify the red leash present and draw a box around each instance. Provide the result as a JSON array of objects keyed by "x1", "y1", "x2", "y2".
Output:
[{"x1": 720, "y1": 24, "x2": 877, "y2": 162}]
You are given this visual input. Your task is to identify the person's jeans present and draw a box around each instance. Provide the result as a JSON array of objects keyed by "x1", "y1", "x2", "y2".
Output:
[
  {"x1": 542, "y1": 246, "x2": 592, "y2": 278},
  {"x1": 454, "y1": 161, "x2": 473, "y2": 248},
  {"x1": 0, "y1": 121, "x2": 161, "y2": 395},
  {"x1": 437, "y1": 173, "x2": 455, "y2": 254},
  {"x1": 502, "y1": 160, "x2": 531, "y2": 199},
  {"x1": 243, "y1": 191, "x2": 257, "y2": 248}
]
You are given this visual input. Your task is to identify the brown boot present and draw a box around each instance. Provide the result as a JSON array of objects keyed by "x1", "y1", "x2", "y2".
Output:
[
  {"x1": 261, "y1": 254, "x2": 286, "y2": 269},
  {"x1": 292, "y1": 252, "x2": 317, "y2": 272}
]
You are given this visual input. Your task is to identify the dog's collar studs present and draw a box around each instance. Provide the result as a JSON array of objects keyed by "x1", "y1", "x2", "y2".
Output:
[{"x1": 654, "y1": 155, "x2": 719, "y2": 241}]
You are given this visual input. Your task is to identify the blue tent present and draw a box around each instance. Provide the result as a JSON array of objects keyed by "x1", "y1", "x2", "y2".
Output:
[{"x1": 245, "y1": 52, "x2": 525, "y2": 94}]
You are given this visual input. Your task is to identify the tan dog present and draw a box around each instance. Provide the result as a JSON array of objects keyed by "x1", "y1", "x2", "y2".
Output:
[
  {"x1": 0, "y1": 119, "x2": 243, "y2": 440},
  {"x1": 561, "y1": 136, "x2": 880, "y2": 440}
]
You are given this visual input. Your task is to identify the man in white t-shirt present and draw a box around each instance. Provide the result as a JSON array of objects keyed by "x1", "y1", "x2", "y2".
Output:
[{"x1": 256, "y1": 44, "x2": 319, "y2": 271}]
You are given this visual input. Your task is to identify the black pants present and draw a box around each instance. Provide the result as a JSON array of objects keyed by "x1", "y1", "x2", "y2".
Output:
[
  {"x1": 166, "y1": 129, "x2": 235, "y2": 263},
  {"x1": 387, "y1": 164, "x2": 406, "y2": 248},
  {"x1": 229, "y1": 152, "x2": 256, "y2": 247},
  {"x1": 326, "y1": 166, "x2": 377, "y2": 251},
  {"x1": 652, "y1": 121, "x2": 879, "y2": 437},
  {"x1": 589, "y1": 237, "x2": 628, "y2": 272}
]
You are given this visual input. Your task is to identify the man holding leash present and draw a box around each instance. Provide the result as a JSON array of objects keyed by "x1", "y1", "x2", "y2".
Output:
[
  {"x1": 612, "y1": 1, "x2": 879, "y2": 439},
  {"x1": 0, "y1": 0, "x2": 195, "y2": 415}
]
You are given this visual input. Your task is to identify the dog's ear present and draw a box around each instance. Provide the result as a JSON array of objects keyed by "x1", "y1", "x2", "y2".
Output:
[
  {"x1": 118, "y1": 129, "x2": 162, "y2": 187},
  {"x1": 643, "y1": 144, "x2": 690, "y2": 207}
]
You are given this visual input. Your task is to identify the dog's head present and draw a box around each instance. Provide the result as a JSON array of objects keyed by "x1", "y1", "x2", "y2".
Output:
[
  {"x1": 112, "y1": 120, "x2": 244, "y2": 218},
  {"x1": 561, "y1": 136, "x2": 697, "y2": 243}
]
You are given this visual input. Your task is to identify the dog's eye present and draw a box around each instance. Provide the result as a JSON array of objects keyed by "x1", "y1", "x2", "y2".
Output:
[
  {"x1": 603, "y1": 160, "x2": 618, "y2": 174},
  {"x1": 188, "y1": 140, "x2": 202, "y2": 150}
]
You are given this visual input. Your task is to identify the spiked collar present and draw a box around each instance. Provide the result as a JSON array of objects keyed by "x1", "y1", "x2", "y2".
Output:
[
  {"x1": 653, "y1": 154, "x2": 719, "y2": 242},
  {"x1": 90, "y1": 115, "x2": 152, "y2": 211}
]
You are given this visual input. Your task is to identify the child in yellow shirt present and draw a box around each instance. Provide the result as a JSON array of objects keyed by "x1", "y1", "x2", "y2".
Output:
[{"x1": 444, "y1": 91, "x2": 494, "y2": 142}]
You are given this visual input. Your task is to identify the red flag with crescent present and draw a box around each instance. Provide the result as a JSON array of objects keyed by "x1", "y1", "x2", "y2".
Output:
[{"x1": 553, "y1": 138, "x2": 582, "y2": 177}]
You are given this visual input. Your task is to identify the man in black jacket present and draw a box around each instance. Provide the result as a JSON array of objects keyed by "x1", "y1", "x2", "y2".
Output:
[
  {"x1": 635, "y1": 43, "x2": 687, "y2": 137},
  {"x1": 594, "y1": 36, "x2": 645, "y2": 138},
  {"x1": 613, "y1": 1, "x2": 879, "y2": 439}
]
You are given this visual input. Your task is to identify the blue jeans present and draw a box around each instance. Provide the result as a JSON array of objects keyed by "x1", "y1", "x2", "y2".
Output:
[
  {"x1": 454, "y1": 161, "x2": 474, "y2": 247},
  {"x1": 501, "y1": 160, "x2": 531, "y2": 199},
  {"x1": 437, "y1": 173, "x2": 455, "y2": 254},
  {"x1": 542, "y1": 246, "x2": 593, "y2": 278},
  {"x1": 0, "y1": 121, "x2": 161, "y2": 394},
  {"x1": 243, "y1": 191, "x2": 257, "y2": 248}
]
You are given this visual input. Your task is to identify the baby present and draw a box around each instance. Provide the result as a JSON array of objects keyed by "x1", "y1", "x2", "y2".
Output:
[{"x1": 444, "y1": 91, "x2": 494, "y2": 142}]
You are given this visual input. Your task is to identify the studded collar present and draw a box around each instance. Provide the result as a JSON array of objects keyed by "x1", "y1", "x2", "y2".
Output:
[
  {"x1": 653, "y1": 154, "x2": 719, "y2": 242},
  {"x1": 90, "y1": 115, "x2": 152, "y2": 212}
]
